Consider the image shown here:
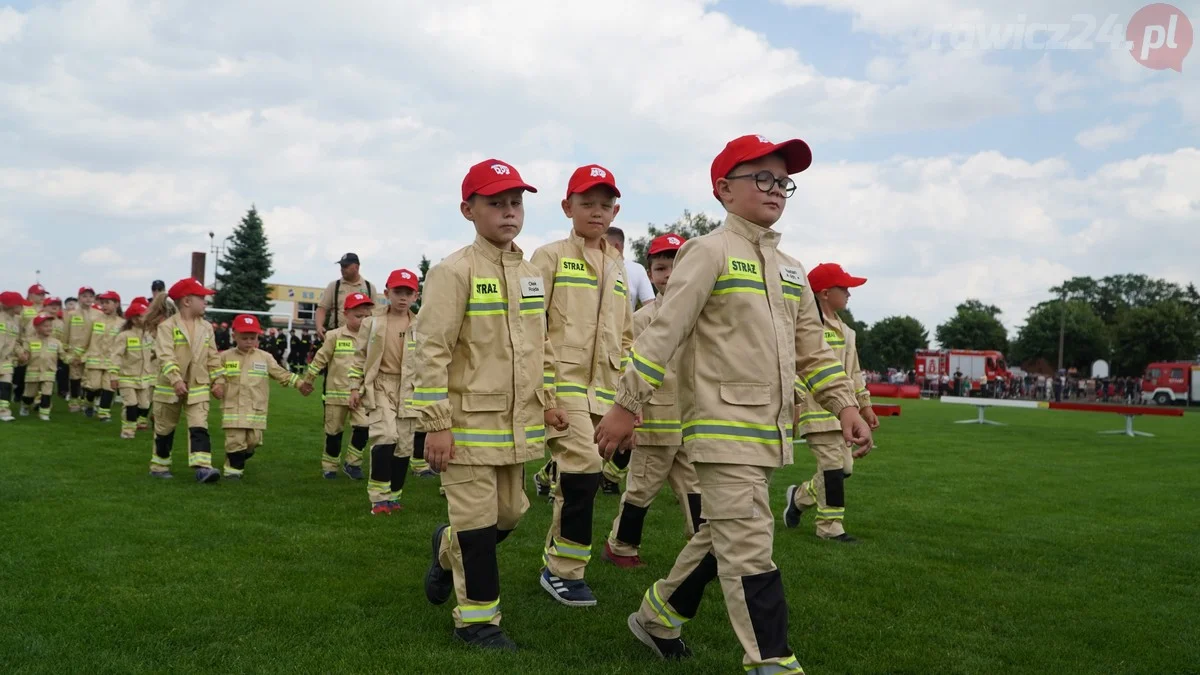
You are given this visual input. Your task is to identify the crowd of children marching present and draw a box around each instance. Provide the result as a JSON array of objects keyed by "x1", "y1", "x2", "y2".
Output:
[{"x1": 1, "y1": 134, "x2": 882, "y2": 674}]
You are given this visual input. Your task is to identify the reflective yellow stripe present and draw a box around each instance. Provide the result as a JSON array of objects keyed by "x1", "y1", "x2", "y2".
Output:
[
  {"x1": 802, "y1": 363, "x2": 847, "y2": 392},
  {"x1": 458, "y1": 599, "x2": 500, "y2": 624},
  {"x1": 451, "y1": 428, "x2": 515, "y2": 447},
  {"x1": 682, "y1": 420, "x2": 781, "y2": 444},
  {"x1": 632, "y1": 351, "x2": 665, "y2": 388}
]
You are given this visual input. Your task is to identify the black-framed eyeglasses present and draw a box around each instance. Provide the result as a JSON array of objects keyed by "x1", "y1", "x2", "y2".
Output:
[{"x1": 725, "y1": 170, "x2": 796, "y2": 198}]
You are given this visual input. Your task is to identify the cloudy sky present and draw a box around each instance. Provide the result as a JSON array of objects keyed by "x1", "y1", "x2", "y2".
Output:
[{"x1": 2, "y1": 0, "x2": 1197, "y2": 340}]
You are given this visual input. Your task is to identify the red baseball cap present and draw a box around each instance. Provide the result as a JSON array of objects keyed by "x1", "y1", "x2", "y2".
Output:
[
  {"x1": 28, "y1": 284, "x2": 47, "y2": 296},
  {"x1": 43, "y1": 296, "x2": 62, "y2": 306},
  {"x1": 97, "y1": 290, "x2": 121, "y2": 302},
  {"x1": 566, "y1": 164, "x2": 621, "y2": 199},
  {"x1": 33, "y1": 314, "x2": 54, "y2": 327},
  {"x1": 0, "y1": 291, "x2": 32, "y2": 307},
  {"x1": 648, "y1": 233, "x2": 687, "y2": 256},
  {"x1": 710, "y1": 134, "x2": 813, "y2": 200},
  {"x1": 344, "y1": 292, "x2": 375, "y2": 310},
  {"x1": 807, "y1": 263, "x2": 867, "y2": 293},
  {"x1": 461, "y1": 159, "x2": 538, "y2": 202},
  {"x1": 131, "y1": 296, "x2": 150, "y2": 307},
  {"x1": 232, "y1": 314, "x2": 262, "y2": 334},
  {"x1": 78, "y1": 286, "x2": 95, "y2": 296},
  {"x1": 168, "y1": 278, "x2": 215, "y2": 301},
  {"x1": 125, "y1": 303, "x2": 147, "y2": 318},
  {"x1": 386, "y1": 269, "x2": 419, "y2": 291}
]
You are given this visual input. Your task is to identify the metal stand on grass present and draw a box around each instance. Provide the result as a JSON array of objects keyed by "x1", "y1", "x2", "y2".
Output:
[
  {"x1": 955, "y1": 405, "x2": 1006, "y2": 426},
  {"x1": 1099, "y1": 414, "x2": 1153, "y2": 438}
]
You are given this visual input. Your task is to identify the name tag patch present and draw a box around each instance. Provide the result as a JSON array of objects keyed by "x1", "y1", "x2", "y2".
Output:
[
  {"x1": 780, "y1": 266, "x2": 806, "y2": 286},
  {"x1": 520, "y1": 277, "x2": 544, "y2": 297},
  {"x1": 252, "y1": 362, "x2": 269, "y2": 372}
]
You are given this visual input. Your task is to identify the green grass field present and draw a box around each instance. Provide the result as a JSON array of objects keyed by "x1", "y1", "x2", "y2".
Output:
[{"x1": 2, "y1": 392, "x2": 1198, "y2": 674}]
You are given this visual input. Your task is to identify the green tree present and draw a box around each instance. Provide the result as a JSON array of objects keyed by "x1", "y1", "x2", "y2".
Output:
[
  {"x1": 213, "y1": 206, "x2": 274, "y2": 317},
  {"x1": 866, "y1": 315, "x2": 929, "y2": 370},
  {"x1": 1010, "y1": 300, "x2": 1109, "y2": 371},
  {"x1": 936, "y1": 299, "x2": 1009, "y2": 351},
  {"x1": 630, "y1": 210, "x2": 722, "y2": 268},
  {"x1": 411, "y1": 255, "x2": 432, "y2": 313},
  {"x1": 1111, "y1": 301, "x2": 1200, "y2": 375}
]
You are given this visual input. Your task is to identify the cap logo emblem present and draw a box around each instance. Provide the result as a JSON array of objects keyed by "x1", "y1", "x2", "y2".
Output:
[
  {"x1": 244, "y1": 318, "x2": 253, "y2": 324},
  {"x1": 491, "y1": 164, "x2": 510, "y2": 175},
  {"x1": 590, "y1": 167, "x2": 607, "y2": 178},
  {"x1": 756, "y1": 135, "x2": 770, "y2": 143},
  {"x1": 667, "y1": 236, "x2": 680, "y2": 245},
  {"x1": 401, "y1": 272, "x2": 411, "y2": 279}
]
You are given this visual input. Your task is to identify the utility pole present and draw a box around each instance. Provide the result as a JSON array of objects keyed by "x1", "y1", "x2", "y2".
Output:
[{"x1": 1056, "y1": 290, "x2": 1067, "y2": 372}]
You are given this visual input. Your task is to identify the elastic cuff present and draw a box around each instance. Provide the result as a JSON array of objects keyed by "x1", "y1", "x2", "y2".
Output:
[
  {"x1": 418, "y1": 415, "x2": 451, "y2": 433},
  {"x1": 614, "y1": 392, "x2": 643, "y2": 416}
]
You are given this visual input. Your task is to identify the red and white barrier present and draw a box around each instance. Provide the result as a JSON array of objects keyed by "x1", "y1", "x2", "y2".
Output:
[{"x1": 940, "y1": 396, "x2": 1183, "y2": 437}]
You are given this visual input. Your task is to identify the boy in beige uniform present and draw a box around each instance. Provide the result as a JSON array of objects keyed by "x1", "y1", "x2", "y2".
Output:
[
  {"x1": 83, "y1": 291, "x2": 124, "y2": 421},
  {"x1": 784, "y1": 263, "x2": 879, "y2": 542},
  {"x1": 149, "y1": 278, "x2": 225, "y2": 483},
  {"x1": 213, "y1": 314, "x2": 299, "y2": 479},
  {"x1": 21, "y1": 314, "x2": 60, "y2": 420},
  {"x1": 595, "y1": 135, "x2": 873, "y2": 671},
  {"x1": 12, "y1": 283, "x2": 46, "y2": 406},
  {"x1": 419, "y1": 159, "x2": 566, "y2": 651},
  {"x1": 20, "y1": 315, "x2": 61, "y2": 421},
  {"x1": 300, "y1": 292, "x2": 374, "y2": 481},
  {"x1": 603, "y1": 233, "x2": 702, "y2": 569},
  {"x1": 64, "y1": 287, "x2": 97, "y2": 412},
  {"x1": 347, "y1": 270, "x2": 420, "y2": 515},
  {"x1": 530, "y1": 163, "x2": 633, "y2": 607},
  {"x1": 110, "y1": 302, "x2": 155, "y2": 439},
  {"x1": 0, "y1": 292, "x2": 30, "y2": 421}
]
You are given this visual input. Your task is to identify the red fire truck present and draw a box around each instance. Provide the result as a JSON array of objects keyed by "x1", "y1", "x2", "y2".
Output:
[
  {"x1": 1142, "y1": 361, "x2": 1200, "y2": 405},
  {"x1": 914, "y1": 349, "x2": 1012, "y2": 394}
]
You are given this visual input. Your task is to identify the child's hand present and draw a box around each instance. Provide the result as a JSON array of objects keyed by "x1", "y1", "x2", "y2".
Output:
[
  {"x1": 298, "y1": 381, "x2": 314, "y2": 396},
  {"x1": 211, "y1": 383, "x2": 225, "y2": 400},
  {"x1": 424, "y1": 429, "x2": 456, "y2": 472},
  {"x1": 545, "y1": 408, "x2": 569, "y2": 432},
  {"x1": 173, "y1": 381, "x2": 188, "y2": 398},
  {"x1": 594, "y1": 406, "x2": 637, "y2": 460},
  {"x1": 109, "y1": 379, "x2": 119, "y2": 391},
  {"x1": 348, "y1": 391, "x2": 361, "y2": 410}
]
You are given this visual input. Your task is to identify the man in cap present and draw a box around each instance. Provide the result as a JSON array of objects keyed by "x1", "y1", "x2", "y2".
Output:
[{"x1": 316, "y1": 253, "x2": 378, "y2": 340}]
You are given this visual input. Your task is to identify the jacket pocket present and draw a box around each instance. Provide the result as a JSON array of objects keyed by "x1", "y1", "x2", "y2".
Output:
[
  {"x1": 649, "y1": 390, "x2": 676, "y2": 406},
  {"x1": 719, "y1": 382, "x2": 771, "y2": 406},
  {"x1": 462, "y1": 393, "x2": 508, "y2": 412},
  {"x1": 558, "y1": 345, "x2": 585, "y2": 365},
  {"x1": 700, "y1": 483, "x2": 755, "y2": 520},
  {"x1": 608, "y1": 352, "x2": 623, "y2": 371}
]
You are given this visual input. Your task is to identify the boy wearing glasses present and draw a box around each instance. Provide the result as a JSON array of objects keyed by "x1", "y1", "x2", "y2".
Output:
[
  {"x1": 784, "y1": 263, "x2": 879, "y2": 542},
  {"x1": 530, "y1": 164, "x2": 634, "y2": 608},
  {"x1": 595, "y1": 135, "x2": 872, "y2": 673}
]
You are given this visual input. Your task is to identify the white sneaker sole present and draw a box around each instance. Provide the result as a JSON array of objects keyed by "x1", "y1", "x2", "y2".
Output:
[
  {"x1": 539, "y1": 573, "x2": 597, "y2": 607},
  {"x1": 627, "y1": 613, "x2": 667, "y2": 658}
]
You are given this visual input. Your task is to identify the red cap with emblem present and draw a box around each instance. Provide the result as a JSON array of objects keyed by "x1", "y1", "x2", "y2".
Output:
[
  {"x1": 566, "y1": 164, "x2": 620, "y2": 198},
  {"x1": 232, "y1": 314, "x2": 262, "y2": 334},
  {"x1": 648, "y1": 233, "x2": 687, "y2": 256},
  {"x1": 125, "y1": 303, "x2": 147, "y2": 318},
  {"x1": 33, "y1": 314, "x2": 53, "y2": 327},
  {"x1": 461, "y1": 159, "x2": 538, "y2": 202},
  {"x1": 97, "y1": 290, "x2": 121, "y2": 302},
  {"x1": 710, "y1": 134, "x2": 812, "y2": 200},
  {"x1": 28, "y1": 284, "x2": 47, "y2": 297},
  {"x1": 167, "y1": 278, "x2": 215, "y2": 302},
  {"x1": 344, "y1": 292, "x2": 375, "y2": 310},
  {"x1": 386, "y1": 269, "x2": 419, "y2": 291}
]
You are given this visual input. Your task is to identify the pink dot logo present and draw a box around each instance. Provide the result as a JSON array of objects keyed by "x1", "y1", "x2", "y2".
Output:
[{"x1": 1128, "y1": 3, "x2": 1193, "y2": 71}]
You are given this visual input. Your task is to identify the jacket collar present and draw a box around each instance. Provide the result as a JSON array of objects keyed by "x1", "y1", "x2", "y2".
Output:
[
  {"x1": 724, "y1": 213, "x2": 780, "y2": 249},
  {"x1": 473, "y1": 234, "x2": 526, "y2": 267},
  {"x1": 567, "y1": 229, "x2": 619, "y2": 261}
]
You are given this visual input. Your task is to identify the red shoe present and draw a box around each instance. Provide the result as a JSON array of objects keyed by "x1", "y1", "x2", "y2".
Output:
[
  {"x1": 371, "y1": 502, "x2": 391, "y2": 515},
  {"x1": 602, "y1": 541, "x2": 645, "y2": 569}
]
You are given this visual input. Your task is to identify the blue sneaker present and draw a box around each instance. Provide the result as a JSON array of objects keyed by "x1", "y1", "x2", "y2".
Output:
[
  {"x1": 342, "y1": 463, "x2": 364, "y2": 480},
  {"x1": 540, "y1": 568, "x2": 597, "y2": 607},
  {"x1": 84, "y1": 407, "x2": 95, "y2": 418},
  {"x1": 195, "y1": 467, "x2": 221, "y2": 484},
  {"x1": 322, "y1": 471, "x2": 337, "y2": 480}
]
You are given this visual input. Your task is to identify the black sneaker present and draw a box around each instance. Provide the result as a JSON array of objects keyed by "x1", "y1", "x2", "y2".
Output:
[
  {"x1": 601, "y1": 477, "x2": 621, "y2": 495},
  {"x1": 342, "y1": 463, "x2": 364, "y2": 480},
  {"x1": 194, "y1": 467, "x2": 221, "y2": 484},
  {"x1": 826, "y1": 533, "x2": 859, "y2": 544},
  {"x1": 539, "y1": 568, "x2": 596, "y2": 607},
  {"x1": 533, "y1": 469, "x2": 552, "y2": 497},
  {"x1": 425, "y1": 524, "x2": 453, "y2": 605},
  {"x1": 453, "y1": 624, "x2": 517, "y2": 651},
  {"x1": 783, "y1": 485, "x2": 803, "y2": 529},
  {"x1": 627, "y1": 613, "x2": 692, "y2": 659}
]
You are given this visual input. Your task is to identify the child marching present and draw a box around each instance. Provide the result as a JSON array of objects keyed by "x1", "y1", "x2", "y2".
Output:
[{"x1": 111, "y1": 300, "x2": 155, "y2": 439}]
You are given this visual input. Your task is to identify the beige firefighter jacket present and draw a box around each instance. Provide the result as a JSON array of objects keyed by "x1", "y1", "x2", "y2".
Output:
[
  {"x1": 112, "y1": 327, "x2": 156, "y2": 390},
  {"x1": 153, "y1": 314, "x2": 224, "y2": 405},
  {"x1": 409, "y1": 235, "x2": 556, "y2": 466},
  {"x1": 82, "y1": 312, "x2": 122, "y2": 373},
  {"x1": 0, "y1": 310, "x2": 21, "y2": 376},
  {"x1": 304, "y1": 324, "x2": 360, "y2": 407},
  {"x1": 530, "y1": 232, "x2": 633, "y2": 415},
  {"x1": 213, "y1": 347, "x2": 298, "y2": 429},
  {"x1": 346, "y1": 308, "x2": 418, "y2": 419},
  {"x1": 64, "y1": 306, "x2": 97, "y2": 365},
  {"x1": 795, "y1": 314, "x2": 873, "y2": 436},
  {"x1": 616, "y1": 213, "x2": 858, "y2": 468},
  {"x1": 23, "y1": 336, "x2": 62, "y2": 382},
  {"x1": 631, "y1": 302, "x2": 683, "y2": 448}
]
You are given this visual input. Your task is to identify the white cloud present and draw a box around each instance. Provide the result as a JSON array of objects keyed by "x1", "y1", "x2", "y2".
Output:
[
  {"x1": 79, "y1": 246, "x2": 123, "y2": 265},
  {"x1": 1075, "y1": 114, "x2": 1150, "y2": 149}
]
